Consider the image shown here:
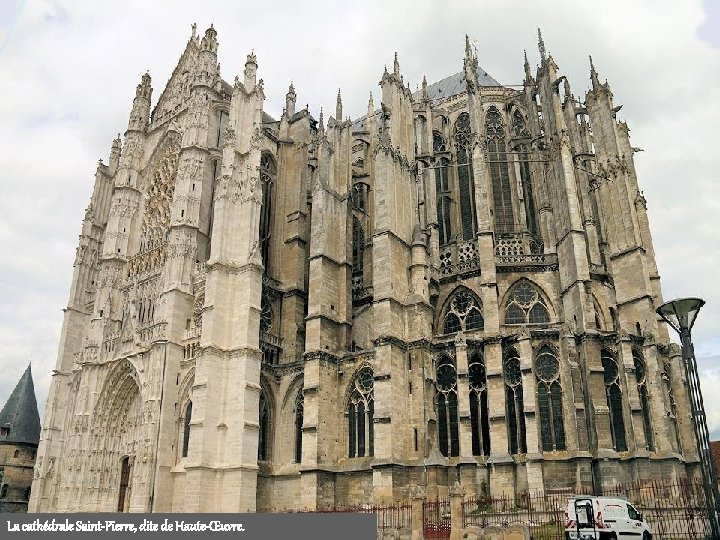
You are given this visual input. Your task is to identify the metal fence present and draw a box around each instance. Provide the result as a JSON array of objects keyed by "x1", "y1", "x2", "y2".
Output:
[
  {"x1": 423, "y1": 499, "x2": 451, "y2": 539},
  {"x1": 462, "y1": 478, "x2": 711, "y2": 540}
]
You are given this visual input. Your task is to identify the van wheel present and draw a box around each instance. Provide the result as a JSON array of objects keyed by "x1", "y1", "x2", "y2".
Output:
[{"x1": 643, "y1": 533, "x2": 652, "y2": 540}]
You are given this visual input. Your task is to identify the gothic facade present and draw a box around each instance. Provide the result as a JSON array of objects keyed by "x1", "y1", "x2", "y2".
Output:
[{"x1": 30, "y1": 25, "x2": 699, "y2": 513}]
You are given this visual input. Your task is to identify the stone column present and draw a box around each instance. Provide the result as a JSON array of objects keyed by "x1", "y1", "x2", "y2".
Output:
[
  {"x1": 517, "y1": 332, "x2": 543, "y2": 493},
  {"x1": 410, "y1": 485, "x2": 426, "y2": 540},
  {"x1": 449, "y1": 481, "x2": 465, "y2": 540}
]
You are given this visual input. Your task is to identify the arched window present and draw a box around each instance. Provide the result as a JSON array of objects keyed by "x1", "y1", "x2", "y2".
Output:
[
  {"x1": 486, "y1": 107, "x2": 514, "y2": 233},
  {"x1": 504, "y1": 347, "x2": 527, "y2": 454},
  {"x1": 661, "y1": 360, "x2": 682, "y2": 453},
  {"x1": 454, "y1": 113, "x2": 477, "y2": 241},
  {"x1": 436, "y1": 354, "x2": 459, "y2": 457},
  {"x1": 633, "y1": 350, "x2": 654, "y2": 451},
  {"x1": 259, "y1": 153, "x2": 276, "y2": 272},
  {"x1": 512, "y1": 111, "x2": 539, "y2": 240},
  {"x1": 416, "y1": 115, "x2": 428, "y2": 154},
  {"x1": 536, "y1": 346, "x2": 566, "y2": 451},
  {"x1": 348, "y1": 367, "x2": 374, "y2": 457},
  {"x1": 435, "y1": 157, "x2": 452, "y2": 246},
  {"x1": 433, "y1": 130, "x2": 447, "y2": 153},
  {"x1": 258, "y1": 389, "x2": 270, "y2": 461},
  {"x1": 505, "y1": 280, "x2": 550, "y2": 325},
  {"x1": 602, "y1": 350, "x2": 627, "y2": 451},
  {"x1": 441, "y1": 288, "x2": 484, "y2": 334},
  {"x1": 294, "y1": 388, "x2": 304, "y2": 463},
  {"x1": 182, "y1": 401, "x2": 192, "y2": 458},
  {"x1": 351, "y1": 182, "x2": 369, "y2": 212},
  {"x1": 352, "y1": 217, "x2": 364, "y2": 274},
  {"x1": 469, "y1": 349, "x2": 490, "y2": 456}
]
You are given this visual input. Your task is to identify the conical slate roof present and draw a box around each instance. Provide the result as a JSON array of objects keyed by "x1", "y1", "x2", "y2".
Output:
[{"x1": 0, "y1": 365, "x2": 40, "y2": 446}]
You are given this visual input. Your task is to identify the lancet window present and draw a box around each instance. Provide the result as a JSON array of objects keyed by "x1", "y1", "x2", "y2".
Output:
[
  {"x1": 535, "y1": 346, "x2": 566, "y2": 451},
  {"x1": 348, "y1": 367, "x2": 374, "y2": 458},
  {"x1": 504, "y1": 347, "x2": 527, "y2": 454},
  {"x1": 352, "y1": 217, "x2": 364, "y2": 274},
  {"x1": 435, "y1": 157, "x2": 452, "y2": 246},
  {"x1": 259, "y1": 153, "x2": 276, "y2": 272},
  {"x1": 469, "y1": 349, "x2": 490, "y2": 456},
  {"x1": 436, "y1": 354, "x2": 459, "y2": 457},
  {"x1": 633, "y1": 350, "x2": 654, "y2": 451},
  {"x1": 511, "y1": 111, "x2": 539, "y2": 238},
  {"x1": 454, "y1": 113, "x2": 477, "y2": 241},
  {"x1": 294, "y1": 388, "x2": 304, "y2": 463},
  {"x1": 602, "y1": 350, "x2": 627, "y2": 451},
  {"x1": 181, "y1": 401, "x2": 192, "y2": 458},
  {"x1": 661, "y1": 360, "x2": 682, "y2": 453},
  {"x1": 351, "y1": 182, "x2": 369, "y2": 212},
  {"x1": 486, "y1": 107, "x2": 514, "y2": 233},
  {"x1": 504, "y1": 280, "x2": 551, "y2": 325},
  {"x1": 442, "y1": 288, "x2": 484, "y2": 334},
  {"x1": 258, "y1": 389, "x2": 270, "y2": 461}
]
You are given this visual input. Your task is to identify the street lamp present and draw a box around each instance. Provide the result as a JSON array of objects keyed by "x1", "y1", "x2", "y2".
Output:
[{"x1": 657, "y1": 297, "x2": 720, "y2": 538}]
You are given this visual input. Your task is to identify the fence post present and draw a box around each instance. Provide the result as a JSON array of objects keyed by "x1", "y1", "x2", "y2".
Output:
[
  {"x1": 450, "y1": 481, "x2": 465, "y2": 540},
  {"x1": 411, "y1": 485, "x2": 426, "y2": 540}
]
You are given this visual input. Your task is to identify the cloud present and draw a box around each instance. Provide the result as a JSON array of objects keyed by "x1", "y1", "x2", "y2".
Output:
[{"x1": 0, "y1": 1, "x2": 718, "y2": 448}]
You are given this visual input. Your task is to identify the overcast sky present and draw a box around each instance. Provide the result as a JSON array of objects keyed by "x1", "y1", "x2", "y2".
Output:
[{"x1": 0, "y1": 0, "x2": 718, "y2": 437}]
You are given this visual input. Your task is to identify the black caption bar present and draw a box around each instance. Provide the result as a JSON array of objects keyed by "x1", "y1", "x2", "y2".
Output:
[{"x1": 5, "y1": 514, "x2": 376, "y2": 539}]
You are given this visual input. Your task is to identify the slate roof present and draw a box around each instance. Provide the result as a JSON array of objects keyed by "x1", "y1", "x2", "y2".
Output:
[
  {"x1": 0, "y1": 365, "x2": 40, "y2": 446},
  {"x1": 422, "y1": 66, "x2": 502, "y2": 102}
]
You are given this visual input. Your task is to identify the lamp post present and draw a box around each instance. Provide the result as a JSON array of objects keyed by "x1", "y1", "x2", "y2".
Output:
[{"x1": 657, "y1": 297, "x2": 720, "y2": 538}]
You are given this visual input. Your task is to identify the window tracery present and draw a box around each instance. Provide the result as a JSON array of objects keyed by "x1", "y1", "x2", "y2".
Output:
[
  {"x1": 454, "y1": 113, "x2": 477, "y2": 241},
  {"x1": 351, "y1": 183, "x2": 369, "y2": 212},
  {"x1": 486, "y1": 107, "x2": 514, "y2": 233},
  {"x1": 504, "y1": 347, "x2": 527, "y2": 454},
  {"x1": 536, "y1": 346, "x2": 566, "y2": 451},
  {"x1": 433, "y1": 131, "x2": 447, "y2": 153},
  {"x1": 348, "y1": 367, "x2": 374, "y2": 458},
  {"x1": 442, "y1": 289, "x2": 484, "y2": 334},
  {"x1": 469, "y1": 349, "x2": 490, "y2": 456},
  {"x1": 602, "y1": 350, "x2": 627, "y2": 451},
  {"x1": 259, "y1": 153, "x2": 276, "y2": 272},
  {"x1": 435, "y1": 157, "x2": 452, "y2": 246},
  {"x1": 504, "y1": 280, "x2": 550, "y2": 325},
  {"x1": 294, "y1": 388, "x2": 304, "y2": 463},
  {"x1": 436, "y1": 354, "x2": 459, "y2": 457},
  {"x1": 633, "y1": 350, "x2": 654, "y2": 451}
]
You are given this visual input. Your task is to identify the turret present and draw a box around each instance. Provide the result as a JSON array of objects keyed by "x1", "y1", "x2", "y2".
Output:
[
  {"x1": 244, "y1": 51, "x2": 258, "y2": 90},
  {"x1": 335, "y1": 89, "x2": 343, "y2": 122},
  {"x1": 285, "y1": 82, "x2": 296, "y2": 118},
  {"x1": 195, "y1": 24, "x2": 219, "y2": 88},
  {"x1": 127, "y1": 72, "x2": 152, "y2": 132},
  {"x1": 108, "y1": 134, "x2": 121, "y2": 175}
]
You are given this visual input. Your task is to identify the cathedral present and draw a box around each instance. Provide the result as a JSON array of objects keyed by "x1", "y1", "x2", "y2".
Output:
[{"x1": 30, "y1": 24, "x2": 699, "y2": 513}]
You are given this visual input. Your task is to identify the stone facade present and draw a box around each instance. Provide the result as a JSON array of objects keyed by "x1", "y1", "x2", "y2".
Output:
[{"x1": 30, "y1": 26, "x2": 699, "y2": 513}]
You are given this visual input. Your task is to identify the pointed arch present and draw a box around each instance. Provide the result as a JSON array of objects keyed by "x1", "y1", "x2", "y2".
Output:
[
  {"x1": 468, "y1": 347, "x2": 490, "y2": 456},
  {"x1": 503, "y1": 346, "x2": 527, "y2": 454},
  {"x1": 435, "y1": 157, "x2": 452, "y2": 246},
  {"x1": 486, "y1": 106, "x2": 514, "y2": 233},
  {"x1": 633, "y1": 349, "x2": 654, "y2": 451},
  {"x1": 346, "y1": 365, "x2": 374, "y2": 458},
  {"x1": 503, "y1": 279, "x2": 552, "y2": 325},
  {"x1": 454, "y1": 112, "x2": 477, "y2": 240},
  {"x1": 601, "y1": 349, "x2": 627, "y2": 451},
  {"x1": 257, "y1": 376, "x2": 275, "y2": 462},
  {"x1": 437, "y1": 286, "x2": 484, "y2": 335},
  {"x1": 535, "y1": 344, "x2": 566, "y2": 451},
  {"x1": 435, "y1": 352, "x2": 459, "y2": 457},
  {"x1": 259, "y1": 152, "x2": 276, "y2": 272}
]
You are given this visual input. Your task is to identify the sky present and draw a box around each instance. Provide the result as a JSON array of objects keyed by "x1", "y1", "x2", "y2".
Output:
[{"x1": 0, "y1": 0, "x2": 718, "y2": 437}]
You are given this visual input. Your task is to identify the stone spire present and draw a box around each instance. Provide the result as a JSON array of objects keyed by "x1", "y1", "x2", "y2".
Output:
[
  {"x1": 538, "y1": 28, "x2": 546, "y2": 61},
  {"x1": 318, "y1": 107, "x2": 324, "y2": 134},
  {"x1": 524, "y1": 49, "x2": 533, "y2": 83},
  {"x1": 464, "y1": 34, "x2": 479, "y2": 90},
  {"x1": 421, "y1": 75, "x2": 429, "y2": 102},
  {"x1": 128, "y1": 71, "x2": 152, "y2": 132},
  {"x1": 191, "y1": 22, "x2": 197, "y2": 41},
  {"x1": 393, "y1": 51, "x2": 400, "y2": 77},
  {"x1": 336, "y1": 88, "x2": 343, "y2": 121},
  {"x1": 0, "y1": 365, "x2": 40, "y2": 446},
  {"x1": 589, "y1": 55, "x2": 601, "y2": 91},
  {"x1": 367, "y1": 91, "x2": 374, "y2": 118},
  {"x1": 109, "y1": 133, "x2": 122, "y2": 174},
  {"x1": 285, "y1": 82, "x2": 296, "y2": 117},
  {"x1": 244, "y1": 51, "x2": 258, "y2": 89}
]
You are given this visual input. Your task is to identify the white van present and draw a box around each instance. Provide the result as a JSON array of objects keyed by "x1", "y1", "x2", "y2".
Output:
[{"x1": 564, "y1": 496, "x2": 653, "y2": 540}]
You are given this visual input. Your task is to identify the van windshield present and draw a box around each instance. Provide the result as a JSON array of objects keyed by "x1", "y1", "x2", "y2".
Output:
[{"x1": 627, "y1": 504, "x2": 641, "y2": 521}]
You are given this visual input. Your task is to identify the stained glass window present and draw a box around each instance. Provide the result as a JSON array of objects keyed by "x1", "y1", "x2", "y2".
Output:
[
  {"x1": 258, "y1": 389, "x2": 270, "y2": 461},
  {"x1": 504, "y1": 280, "x2": 550, "y2": 325},
  {"x1": 469, "y1": 349, "x2": 490, "y2": 456},
  {"x1": 348, "y1": 367, "x2": 374, "y2": 457},
  {"x1": 486, "y1": 107, "x2": 514, "y2": 233},
  {"x1": 455, "y1": 113, "x2": 477, "y2": 240},
  {"x1": 504, "y1": 347, "x2": 527, "y2": 454},
  {"x1": 536, "y1": 346, "x2": 566, "y2": 451},
  {"x1": 633, "y1": 351, "x2": 654, "y2": 451},
  {"x1": 435, "y1": 157, "x2": 452, "y2": 246},
  {"x1": 436, "y1": 355, "x2": 459, "y2": 457},
  {"x1": 441, "y1": 288, "x2": 484, "y2": 334},
  {"x1": 602, "y1": 350, "x2": 627, "y2": 452}
]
